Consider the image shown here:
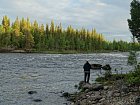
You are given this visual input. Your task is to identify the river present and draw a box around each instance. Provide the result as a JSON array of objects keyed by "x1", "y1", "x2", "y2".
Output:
[{"x1": 0, "y1": 53, "x2": 135, "y2": 105}]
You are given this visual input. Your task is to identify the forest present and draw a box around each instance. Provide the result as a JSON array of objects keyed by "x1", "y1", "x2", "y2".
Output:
[{"x1": 0, "y1": 16, "x2": 140, "y2": 52}]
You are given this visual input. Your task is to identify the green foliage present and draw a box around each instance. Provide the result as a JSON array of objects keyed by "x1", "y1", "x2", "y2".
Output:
[
  {"x1": 127, "y1": 0, "x2": 140, "y2": 42},
  {"x1": 96, "y1": 64, "x2": 140, "y2": 86},
  {"x1": 127, "y1": 51, "x2": 138, "y2": 65},
  {"x1": 0, "y1": 15, "x2": 140, "y2": 52},
  {"x1": 96, "y1": 73, "x2": 125, "y2": 84},
  {"x1": 125, "y1": 67, "x2": 140, "y2": 86}
]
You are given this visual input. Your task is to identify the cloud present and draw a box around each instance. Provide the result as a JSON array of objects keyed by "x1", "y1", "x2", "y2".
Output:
[{"x1": 0, "y1": 0, "x2": 132, "y2": 41}]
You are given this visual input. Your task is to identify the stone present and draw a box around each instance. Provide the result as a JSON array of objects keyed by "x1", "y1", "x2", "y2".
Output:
[
  {"x1": 91, "y1": 64, "x2": 102, "y2": 69},
  {"x1": 33, "y1": 99, "x2": 42, "y2": 102},
  {"x1": 28, "y1": 91, "x2": 37, "y2": 95},
  {"x1": 107, "y1": 91, "x2": 113, "y2": 98},
  {"x1": 102, "y1": 64, "x2": 111, "y2": 70},
  {"x1": 80, "y1": 99, "x2": 87, "y2": 105},
  {"x1": 121, "y1": 85, "x2": 129, "y2": 93},
  {"x1": 82, "y1": 83, "x2": 92, "y2": 90},
  {"x1": 104, "y1": 86, "x2": 109, "y2": 90},
  {"x1": 92, "y1": 84, "x2": 104, "y2": 91},
  {"x1": 62, "y1": 92, "x2": 70, "y2": 98},
  {"x1": 113, "y1": 92, "x2": 120, "y2": 97},
  {"x1": 99, "y1": 98, "x2": 106, "y2": 102},
  {"x1": 135, "y1": 96, "x2": 140, "y2": 105},
  {"x1": 78, "y1": 81, "x2": 86, "y2": 89}
]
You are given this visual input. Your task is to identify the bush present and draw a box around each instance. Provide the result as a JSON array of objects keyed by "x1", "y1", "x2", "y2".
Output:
[
  {"x1": 125, "y1": 67, "x2": 140, "y2": 86},
  {"x1": 127, "y1": 51, "x2": 137, "y2": 65}
]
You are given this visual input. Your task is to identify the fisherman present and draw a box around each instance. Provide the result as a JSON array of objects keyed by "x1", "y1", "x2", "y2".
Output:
[{"x1": 83, "y1": 61, "x2": 91, "y2": 83}]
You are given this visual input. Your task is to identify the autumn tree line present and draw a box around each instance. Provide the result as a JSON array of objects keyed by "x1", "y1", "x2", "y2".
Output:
[{"x1": 0, "y1": 16, "x2": 140, "y2": 52}]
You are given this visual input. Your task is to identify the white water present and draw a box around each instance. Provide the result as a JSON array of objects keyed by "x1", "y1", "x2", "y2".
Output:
[{"x1": 0, "y1": 53, "x2": 133, "y2": 105}]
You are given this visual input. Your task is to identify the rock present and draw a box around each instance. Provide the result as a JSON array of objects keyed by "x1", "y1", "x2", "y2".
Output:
[
  {"x1": 94, "y1": 95, "x2": 102, "y2": 102},
  {"x1": 107, "y1": 91, "x2": 114, "y2": 98},
  {"x1": 104, "y1": 86, "x2": 109, "y2": 90},
  {"x1": 79, "y1": 82, "x2": 104, "y2": 92},
  {"x1": 135, "y1": 96, "x2": 140, "y2": 105},
  {"x1": 78, "y1": 81, "x2": 86, "y2": 89},
  {"x1": 62, "y1": 92, "x2": 70, "y2": 98},
  {"x1": 91, "y1": 64, "x2": 102, "y2": 69},
  {"x1": 28, "y1": 91, "x2": 37, "y2": 95},
  {"x1": 33, "y1": 99, "x2": 42, "y2": 102},
  {"x1": 82, "y1": 83, "x2": 92, "y2": 90},
  {"x1": 99, "y1": 97, "x2": 106, "y2": 102},
  {"x1": 121, "y1": 85, "x2": 129, "y2": 93},
  {"x1": 63, "y1": 103, "x2": 68, "y2": 105},
  {"x1": 80, "y1": 99, "x2": 87, "y2": 105},
  {"x1": 113, "y1": 92, "x2": 120, "y2": 97},
  {"x1": 102, "y1": 64, "x2": 111, "y2": 70},
  {"x1": 92, "y1": 84, "x2": 104, "y2": 91}
]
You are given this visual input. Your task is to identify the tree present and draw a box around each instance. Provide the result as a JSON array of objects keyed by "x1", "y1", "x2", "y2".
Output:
[
  {"x1": 2, "y1": 16, "x2": 10, "y2": 32},
  {"x1": 24, "y1": 28, "x2": 34, "y2": 50},
  {"x1": 11, "y1": 17, "x2": 20, "y2": 47},
  {"x1": 127, "y1": 0, "x2": 140, "y2": 42}
]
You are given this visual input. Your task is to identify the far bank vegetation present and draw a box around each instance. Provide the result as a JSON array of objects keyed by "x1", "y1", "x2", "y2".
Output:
[{"x1": 0, "y1": 16, "x2": 140, "y2": 52}]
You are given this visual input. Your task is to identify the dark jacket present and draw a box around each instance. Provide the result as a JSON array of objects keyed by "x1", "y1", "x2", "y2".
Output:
[{"x1": 83, "y1": 62, "x2": 91, "y2": 72}]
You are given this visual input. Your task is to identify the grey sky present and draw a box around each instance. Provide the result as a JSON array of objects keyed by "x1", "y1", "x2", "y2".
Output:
[{"x1": 0, "y1": 0, "x2": 133, "y2": 41}]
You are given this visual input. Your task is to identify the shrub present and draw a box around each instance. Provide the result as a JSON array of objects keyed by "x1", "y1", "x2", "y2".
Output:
[{"x1": 127, "y1": 51, "x2": 137, "y2": 65}]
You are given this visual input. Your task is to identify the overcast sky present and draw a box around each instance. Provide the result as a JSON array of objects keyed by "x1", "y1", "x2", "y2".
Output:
[{"x1": 0, "y1": 0, "x2": 133, "y2": 41}]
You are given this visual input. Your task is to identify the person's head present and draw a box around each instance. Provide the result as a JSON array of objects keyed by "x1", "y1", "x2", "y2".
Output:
[{"x1": 86, "y1": 61, "x2": 89, "y2": 63}]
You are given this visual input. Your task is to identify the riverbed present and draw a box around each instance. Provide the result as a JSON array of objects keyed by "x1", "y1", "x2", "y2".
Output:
[{"x1": 0, "y1": 53, "x2": 135, "y2": 105}]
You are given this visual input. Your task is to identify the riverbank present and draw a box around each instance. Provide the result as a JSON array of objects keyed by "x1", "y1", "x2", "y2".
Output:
[
  {"x1": 63, "y1": 66, "x2": 140, "y2": 105},
  {"x1": 0, "y1": 48, "x2": 126, "y2": 54},
  {"x1": 64, "y1": 81, "x2": 140, "y2": 105}
]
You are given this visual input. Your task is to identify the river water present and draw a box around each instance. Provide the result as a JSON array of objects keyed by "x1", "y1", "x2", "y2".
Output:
[{"x1": 0, "y1": 53, "x2": 135, "y2": 105}]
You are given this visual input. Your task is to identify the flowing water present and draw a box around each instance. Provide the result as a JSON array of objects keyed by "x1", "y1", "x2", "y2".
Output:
[{"x1": 0, "y1": 53, "x2": 135, "y2": 105}]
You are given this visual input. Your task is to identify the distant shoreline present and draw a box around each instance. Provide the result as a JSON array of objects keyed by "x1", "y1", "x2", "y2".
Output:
[{"x1": 0, "y1": 48, "x2": 127, "y2": 54}]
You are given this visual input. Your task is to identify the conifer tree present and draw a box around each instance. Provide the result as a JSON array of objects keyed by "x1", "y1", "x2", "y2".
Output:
[{"x1": 128, "y1": 0, "x2": 140, "y2": 42}]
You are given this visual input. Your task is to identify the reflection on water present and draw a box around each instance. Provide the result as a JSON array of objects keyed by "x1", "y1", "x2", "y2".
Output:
[{"x1": 0, "y1": 53, "x2": 134, "y2": 105}]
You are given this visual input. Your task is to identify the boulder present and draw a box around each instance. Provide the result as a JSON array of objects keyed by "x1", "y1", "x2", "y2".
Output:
[
  {"x1": 92, "y1": 84, "x2": 104, "y2": 91},
  {"x1": 91, "y1": 64, "x2": 102, "y2": 69},
  {"x1": 62, "y1": 92, "x2": 70, "y2": 98},
  {"x1": 33, "y1": 99, "x2": 42, "y2": 102},
  {"x1": 82, "y1": 83, "x2": 93, "y2": 90},
  {"x1": 79, "y1": 83, "x2": 104, "y2": 91},
  {"x1": 102, "y1": 64, "x2": 111, "y2": 70},
  {"x1": 28, "y1": 91, "x2": 37, "y2": 95}
]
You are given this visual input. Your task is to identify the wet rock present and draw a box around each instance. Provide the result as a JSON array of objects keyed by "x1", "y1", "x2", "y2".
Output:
[
  {"x1": 33, "y1": 99, "x2": 42, "y2": 102},
  {"x1": 28, "y1": 91, "x2": 37, "y2": 95},
  {"x1": 102, "y1": 64, "x2": 111, "y2": 70},
  {"x1": 91, "y1": 64, "x2": 102, "y2": 69},
  {"x1": 62, "y1": 92, "x2": 70, "y2": 98},
  {"x1": 63, "y1": 103, "x2": 68, "y2": 105}
]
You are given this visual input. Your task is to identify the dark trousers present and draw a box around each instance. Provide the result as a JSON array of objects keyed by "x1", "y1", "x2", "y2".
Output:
[{"x1": 84, "y1": 72, "x2": 90, "y2": 83}]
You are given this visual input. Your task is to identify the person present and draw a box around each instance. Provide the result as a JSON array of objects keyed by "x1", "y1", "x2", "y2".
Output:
[{"x1": 83, "y1": 61, "x2": 91, "y2": 83}]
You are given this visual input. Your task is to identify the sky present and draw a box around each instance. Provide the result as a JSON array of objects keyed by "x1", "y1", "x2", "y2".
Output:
[{"x1": 0, "y1": 0, "x2": 133, "y2": 42}]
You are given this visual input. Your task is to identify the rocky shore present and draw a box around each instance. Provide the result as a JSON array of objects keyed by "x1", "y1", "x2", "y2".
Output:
[
  {"x1": 63, "y1": 81, "x2": 140, "y2": 105},
  {"x1": 0, "y1": 48, "x2": 28, "y2": 53}
]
